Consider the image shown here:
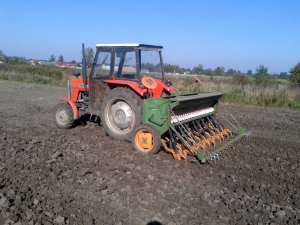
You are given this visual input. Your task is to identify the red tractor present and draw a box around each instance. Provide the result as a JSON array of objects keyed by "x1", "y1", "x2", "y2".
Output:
[
  {"x1": 55, "y1": 44, "x2": 174, "y2": 140},
  {"x1": 55, "y1": 44, "x2": 248, "y2": 162}
]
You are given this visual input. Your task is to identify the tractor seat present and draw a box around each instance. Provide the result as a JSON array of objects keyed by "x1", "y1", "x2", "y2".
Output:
[
  {"x1": 115, "y1": 72, "x2": 136, "y2": 80},
  {"x1": 120, "y1": 74, "x2": 135, "y2": 79}
]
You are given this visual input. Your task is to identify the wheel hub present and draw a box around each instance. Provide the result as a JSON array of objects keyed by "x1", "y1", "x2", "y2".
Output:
[
  {"x1": 135, "y1": 130, "x2": 153, "y2": 152},
  {"x1": 110, "y1": 101, "x2": 134, "y2": 130}
]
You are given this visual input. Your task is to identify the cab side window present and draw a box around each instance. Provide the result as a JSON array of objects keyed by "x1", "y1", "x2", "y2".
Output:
[
  {"x1": 92, "y1": 48, "x2": 111, "y2": 78},
  {"x1": 114, "y1": 48, "x2": 137, "y2": 79}
]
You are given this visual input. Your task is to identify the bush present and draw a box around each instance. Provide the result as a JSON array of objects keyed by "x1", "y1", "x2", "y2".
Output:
[
  {"x1": 168, "y1": 74, "x2": 300, "y2": 110},
  {"x1": 289, "y1": 63, "x2": 300, "y2": 84},
  {"x1": 0, "y1": 63, "x2": 78, "y2": 86},
  {"x1": 231, "y1": 74, "x2": 249, "y2": 86}
]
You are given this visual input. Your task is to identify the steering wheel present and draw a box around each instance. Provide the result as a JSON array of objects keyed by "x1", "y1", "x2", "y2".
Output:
[{"x1": 141, "y1": 76, "x2": 157, "y2": 89}]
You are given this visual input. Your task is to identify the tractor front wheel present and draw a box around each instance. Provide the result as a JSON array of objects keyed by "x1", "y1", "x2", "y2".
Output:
[
  {"x1": 55, "y1": 102, "x2": 74, "y2": 129},
  {"x1": 132, "y1": 124, "x2": 161, "y2": 154},
  {"x1": 101, "y1": 87, "x2": 142, "y2": 140}
]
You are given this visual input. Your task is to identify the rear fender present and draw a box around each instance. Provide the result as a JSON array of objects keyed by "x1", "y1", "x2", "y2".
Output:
[
  {"x1": 105, "y1": 79, "x2": 175, "y2": 98},
  {"x1": 62, "y1": 97, "x2": 79, "y2": 120},
  {"x1": 104, "y1": 80, "x2": 147, "y2": 96},
  {"x1": 152, "y1": 79, "x2": 175, "y2": 97}
]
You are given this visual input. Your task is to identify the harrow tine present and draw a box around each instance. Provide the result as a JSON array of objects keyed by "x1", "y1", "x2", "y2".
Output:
[
  {"x1": 200, "y1": 119, "x2": 218, "y2": 144},
  {"x1": 191, "y1": 120, "x2": 203, "y2": 136},
  {"x1": 207, "y1": 127, "x2": 223, "y2": 143},
  {"x1": 161, "y1": 138, "x2": 176, "y2": 159},
  {"x1": 168, "y1": 129, "x2": 179, "y2": 154},
  {"x1": 184, "y1": 124, "x2": 198, "y2": 144},
  {"x1": 161, "y1": 137, "x2": 188, "y2": 160},
  {"x1": 249, "y1": 131, "x2": 252, "y2": 139},
  {"x1": 162, "y1": 103, "x2": 247, "y2": 163},
  {"x1": 215, "y1": 129, "x2": 225, "y2": 141},
  {"x1": 200, "y1": 119, "x2": 211, "y2": 133},
  {"x1": 207, "y1": 116, "x2": 218, "y2": 132},
  {"x1": 192, "y1": 135, "x2": 206, "y2": 149},
  {"x1": 211, "y1": 115, "x2": 223, "y2": 131},
  {"x1": 206, "y1": 128, "x2": 220, "y2": 145},
  {"x1": 180, "y1": 123, "x2": 204, "y2": 152},
  {"x1": 177, "y1": 126, "x2": 192, "y2": 146},
  {"x1": 161, "y1": 138, "x2": 184, "y2": 160},
  {"x1": 211, "y1": 115, "x2": 233, "y2": 138},
  {"x1": 203, "y1": 131, "x2": 216, "y2": 147},
  {"x1": 194, "y1": 119, "x2": 214, "y2": 147},
  {"x1": 192, "y1": 121, "x2": 208, "y2": 144},
  {"x1": 207, "y1": 116, "x2": 226, "y2": 142},
  {"x1": 193, "y1": 130, "x2": 210, "y2": 148},
  {"x1": 176, "y1": 144, "x2": 188, "y2": 160},
  {"x1": 170, "y1": 126, "x2": 197, "y2": 155},
  {"x1": 186, "y1": 122, "x2": 208, "y2": 151},
  {"x1": 222, "y1": 129, "x2": 232, "y2": 137},
  {"x1": 218, "y1": 113, "x2": 238, "y2": 132}
]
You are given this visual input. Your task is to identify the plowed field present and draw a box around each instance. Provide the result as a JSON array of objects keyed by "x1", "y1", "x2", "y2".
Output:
[{"x1": 0, "y1": 80, "x2": 299, "y2": 225}]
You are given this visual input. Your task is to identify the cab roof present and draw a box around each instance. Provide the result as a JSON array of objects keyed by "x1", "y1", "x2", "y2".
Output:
[{"x1": 95, "y1": 43, "x2": 163, "y2": 50}]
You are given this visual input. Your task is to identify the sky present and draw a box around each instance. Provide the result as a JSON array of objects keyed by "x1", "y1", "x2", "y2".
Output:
[{"x1": 0, "y1": 0, "x2": 299, "y2": 73}]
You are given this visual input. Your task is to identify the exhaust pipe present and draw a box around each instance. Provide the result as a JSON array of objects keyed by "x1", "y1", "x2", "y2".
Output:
[{"x1": 81, "y1": 43, "x2": 88, "y2": 93}]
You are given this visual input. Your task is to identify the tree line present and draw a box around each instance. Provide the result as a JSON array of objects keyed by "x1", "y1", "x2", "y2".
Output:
[
  {"x1": 0, "y1": 50, "x2": 27, "y2": 64},
  {"x1": 48, "y1": 47, "x2": 94, "y2": 67},
  {"x1": 0, "y1": 50, "x2": 299, "y2": 84},
  {"x1": 164, "y1": 63, "x2": 300, "y2": 84}
]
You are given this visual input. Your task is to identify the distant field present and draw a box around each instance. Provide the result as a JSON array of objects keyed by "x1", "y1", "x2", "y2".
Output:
[
  {"x1": 1, "y1": 63, "x2": 299, "y2": 109},
  {"x1": 0, "y1": 63, "x2": 77, "y2": 86},
  {"x1": 168, "y1": 74, "x2": 300, "y2": 109},
  {"x1": 1, "y1": 80, "x2": 300, "y2": 225}
]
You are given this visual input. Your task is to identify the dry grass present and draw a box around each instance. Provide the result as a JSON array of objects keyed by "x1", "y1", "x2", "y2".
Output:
[
  {"x1": 0, "y1": 63, "x2": 78, "y2": 86},
  {"x1": 1, "y1": 64, "x2": 299, "y2": 109},
  {"x1": 169, "y1": 75, "x2": 300, "y2": 109}
]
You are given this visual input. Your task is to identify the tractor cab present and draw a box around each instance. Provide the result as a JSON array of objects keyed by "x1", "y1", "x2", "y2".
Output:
[{"x1": 91, "y1": 44, "x2": 164, "y2": 81}]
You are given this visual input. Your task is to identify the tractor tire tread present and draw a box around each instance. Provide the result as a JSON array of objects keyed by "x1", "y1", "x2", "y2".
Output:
[{"x1": 55, "y1": 102, "x2": 74, "y2": 129}]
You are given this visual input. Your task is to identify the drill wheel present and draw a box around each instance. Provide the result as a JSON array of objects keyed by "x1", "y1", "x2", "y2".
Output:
[{"x1": 132, "y1": 124, "x2": 161, "y2": 154}]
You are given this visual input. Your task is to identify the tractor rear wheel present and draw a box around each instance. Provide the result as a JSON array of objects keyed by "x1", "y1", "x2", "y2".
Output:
[
  {"x1": 55, "y1": 102, "x2": 74, "y2": 129},
  {"x1": 132, "y1": 124, "x2": 161, "y2": 154},
  {"x1": 101, "y1": 87, "x2": 142, "y2": 140}
]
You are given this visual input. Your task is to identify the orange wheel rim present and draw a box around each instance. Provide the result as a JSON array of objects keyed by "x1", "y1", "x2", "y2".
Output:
[{"x1": 135, "y1": 129, "x2": 154, "y2": 152}]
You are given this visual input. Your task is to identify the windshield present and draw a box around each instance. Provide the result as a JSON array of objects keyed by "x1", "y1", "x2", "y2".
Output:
[{"x1": 140, "y1": 50, "x2": 163, "y2": 79}]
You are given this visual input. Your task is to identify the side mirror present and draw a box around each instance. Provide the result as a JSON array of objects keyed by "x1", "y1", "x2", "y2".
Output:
[{"x1": 74, "y1": 72, "x2": 80, "y2": 77}]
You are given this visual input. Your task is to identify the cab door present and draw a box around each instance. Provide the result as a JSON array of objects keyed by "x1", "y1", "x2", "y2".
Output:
[{"x1": 89, "y1": 48, "x2": 112, "y2": 113}]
